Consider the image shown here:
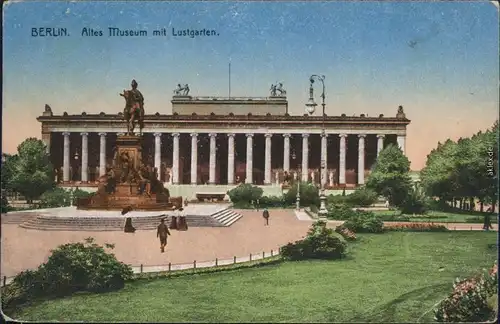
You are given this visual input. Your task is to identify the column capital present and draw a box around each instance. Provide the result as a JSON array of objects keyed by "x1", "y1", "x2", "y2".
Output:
[
  {"x1": 321, "y1": 133, "x2": 328, "y2": 138},
  {"x1": 209, "y1": 133, "x2": 217, "y2": 138},
  {"x1": 62, "y1": 132, "x2": 71, "y2": 136},
  {"x1": 246, "y1": 133, "x2": 254, "y2": 138},
  {"x1": 377, "y1": 134, "x2": 386, "y2": 139},
  {"x1": 282, "y1": 133, "x2": 291, "y2": 138},
  {"x1": 358, "y1": 134, "x2": 367, "y2": 138},
  {"x1": 80, "y1": 132, "x2": 88, "y2": 137},
  {"x1": 265, "y1": 133, "x2": 273, "y2": 138},
  {"x1": 172, "y1": 132, "x2": 180, "y2": 138},
  {"x1": 227, "y1": 133, "x2": 236, "y2": 138},
  {"x1": 154, "y1": 132, "x2": 162, "y2": 138},
  {"x1": 302, "y1": 133, "x2": 310, "y2": 138},
  {"x1": 190, "y1": 132, "x2": 198, "y2": 138},
  {"x1": 339, "y1": 133, "x2": 347, "y2": 138},
  {"x1": 98, "y1": 132, "x2": 107, "y2": 137}
]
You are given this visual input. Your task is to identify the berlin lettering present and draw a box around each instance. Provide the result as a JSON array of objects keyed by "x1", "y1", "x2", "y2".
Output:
[{"x1": 31, "y1": 27, "x2": 68, "y2": 37}]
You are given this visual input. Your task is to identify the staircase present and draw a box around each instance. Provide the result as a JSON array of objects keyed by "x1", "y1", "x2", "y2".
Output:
[
  {"x1": 1, "y1": 212, "x2": 38, "y2": 224},
  {"x1": 211, "y1": 209, "x2": 242, "y2": 227},
  {"x1": 18, "y1": 207, "x2": 243, "y2": 231}
]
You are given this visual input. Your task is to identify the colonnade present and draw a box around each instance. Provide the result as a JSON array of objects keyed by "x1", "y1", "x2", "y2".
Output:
[{"x1": 57, "y1": 131, "x2": 406, "y2": 185}]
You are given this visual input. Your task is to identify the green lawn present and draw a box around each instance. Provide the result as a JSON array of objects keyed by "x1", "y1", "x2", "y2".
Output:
[
  {"x1": 372, "y1": 209, "x2": 498, "y2": 224},
  {"x1": 9, "y1": 232, "x2": 497, "y2": 322}
]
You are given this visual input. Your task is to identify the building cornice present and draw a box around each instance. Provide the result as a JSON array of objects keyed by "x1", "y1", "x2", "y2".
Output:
[{"x1": 37, "y1": 113, "x2": 411, "y2": 126}]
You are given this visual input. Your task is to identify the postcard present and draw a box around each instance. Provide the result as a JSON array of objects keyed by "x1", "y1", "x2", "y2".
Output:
[{"x1": 2, "y1": 1, "x2": 498, "y2": 323}]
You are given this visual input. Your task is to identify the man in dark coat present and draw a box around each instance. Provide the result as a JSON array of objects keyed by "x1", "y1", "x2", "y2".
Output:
[
  {"x1": 157, "y1": 218, "x2": 171, "y2": 253},
  {"x1": 263, "y1": 208, "x2": 270, "y2": 226}
]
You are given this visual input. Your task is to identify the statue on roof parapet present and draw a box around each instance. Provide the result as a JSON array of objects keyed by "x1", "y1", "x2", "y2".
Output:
[
  {"x1": 270, "y1": 82, "x2": 286, "y2": 97},
  {"x1": 174, "y1": 83, "x2": 190, "y2": 96},
  {"x1": 396, "y1": 105, "x2": 406, "y2": 119},
  {"x1": 43, "y1": 104, "x2": 53, "y2": 116}
]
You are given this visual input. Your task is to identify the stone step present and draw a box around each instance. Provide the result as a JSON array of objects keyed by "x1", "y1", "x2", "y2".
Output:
[{"x1": 212, "y1": 209, "x2": 242, "y2": 227}]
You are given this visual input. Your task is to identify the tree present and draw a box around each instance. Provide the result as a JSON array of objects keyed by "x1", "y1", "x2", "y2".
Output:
[
  {"x1": 9, "y1": 138, "x2": 55, "y2": 203},
  {"x1": 420, "y1": 121, "x2": 498, "y2": 211},
  {"x1": 366, "y1": 144, "x2": 412, "y2": 207},
  {"x1": 1, "y1": 153, "x2": 19, "y2": 190}
]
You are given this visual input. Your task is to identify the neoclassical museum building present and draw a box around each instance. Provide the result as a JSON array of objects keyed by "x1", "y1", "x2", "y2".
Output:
[{"x1": 38, "y1": 89, "x2": 410, "y2": 196}]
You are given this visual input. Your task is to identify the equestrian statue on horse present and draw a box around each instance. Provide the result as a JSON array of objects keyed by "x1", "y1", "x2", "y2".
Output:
[{"x1": 120, "y1": 79, "x2": 145, "y2": 135}]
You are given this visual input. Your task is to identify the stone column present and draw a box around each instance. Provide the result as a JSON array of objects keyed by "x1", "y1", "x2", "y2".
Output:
[
  {"x1": 397, "y1": 135, "x2": 406, "y2": 155},
  {"x1": 245, "y1": 133, "x2": 253, "y2": 184},
  {"x1": 227, "y1": 133, "x2": 235, "y2": 185},
  {"x1": 264, "y1": 134, "x2": 272, "y2": 185},
  {"x1": 172, "y1": 133, "x2": 180, "y2": 184},
  {"x1": 283, "y1": 133, "x2": 291, "y2": 172},
  {"x1": 154, "y1": 133, "x2": 162, "y2": 180},
  {"x1": 377, "y1": 134, "x2": 385, "y2": 157},
  {"x1": 301, "y1": 134, "x2": 309, "y2": 182},
  {"x1": 190, "y1": 133, "x2": 198, "y2": 184},
  {"x1": 358, "y1": 134, "x2": 366, "y2": 185},
  {"x1": 62, "y1": 132, "x2": 70, "y2": 182},
  {"x1": 209, "y1": 133, "x2": 217, "y2": 184},
  {"x1": 339, "y1": 134, "x2": 347, "y2": 184},
  {"x1": 98, "y1": 132, "x2": 106, "y2": 177},
  {"x1": 80, "y1": 132, "x2": 88, "y2": 183},
  {"x1": 321, "y1": 133, "x2": 328, "y2": 186}
]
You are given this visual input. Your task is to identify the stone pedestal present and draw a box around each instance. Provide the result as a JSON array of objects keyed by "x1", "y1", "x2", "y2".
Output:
[
  {"x1": 115, "y1": 135, "x2": 143, "y2": 172},
  {"x1": 77, "y1": 134, "x2": 181, "y2": 212}
]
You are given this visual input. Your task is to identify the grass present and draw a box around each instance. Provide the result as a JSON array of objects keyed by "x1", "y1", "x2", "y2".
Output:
[
  {"x1": 372, "y1": 209, "x2": 498, "y2": 224},
  {"x1": 7, "y1": 231, "x2": 497, "y2": 322}
]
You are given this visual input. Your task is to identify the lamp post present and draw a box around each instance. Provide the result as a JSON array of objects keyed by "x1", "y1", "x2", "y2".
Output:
[
  {"x1": 305, "y1": 75, "x2": 328, "y2": 218},
  {"x1": 71, "y1": 152, "x2": 79, "y2": 206},
  {"x1": 291, "y1": 151, "x2": 300, "y2": 210}
]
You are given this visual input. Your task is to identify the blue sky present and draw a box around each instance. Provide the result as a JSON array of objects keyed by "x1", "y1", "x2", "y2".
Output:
[{"x1": 2, "y1": 1, "x2": 499, "y2": 169}]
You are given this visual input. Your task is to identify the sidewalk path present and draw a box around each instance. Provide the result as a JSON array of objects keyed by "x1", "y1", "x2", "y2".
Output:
[{"x1": 293, "y1": 209, "x2": 498, "y2": 231}]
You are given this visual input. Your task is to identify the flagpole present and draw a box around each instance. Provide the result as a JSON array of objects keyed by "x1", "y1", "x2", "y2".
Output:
[{"x1": 229, "y1": 62, "x2": 231, "y2": 98}]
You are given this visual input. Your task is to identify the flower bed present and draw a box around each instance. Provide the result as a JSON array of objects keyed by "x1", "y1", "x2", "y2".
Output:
[
  {"x1": 434, "y1": 262, "x2": 498, "y2": 322},
  {"x1": 335, "y1": 226, "x2": 357, "y2": 241},
  {"x1": 384, "y1": 222, "x2": 449, "y2": 232}
]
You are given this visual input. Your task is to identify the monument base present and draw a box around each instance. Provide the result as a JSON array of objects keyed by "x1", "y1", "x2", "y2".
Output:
[{"x1": 77, "y1": 134, "x2": 182, "y2": 211}]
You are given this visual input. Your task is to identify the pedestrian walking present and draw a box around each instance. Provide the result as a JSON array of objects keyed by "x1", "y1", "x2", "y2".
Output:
[
  {"x1": 483, "y1": 213, "x2": 494, "y2": 231},
  {"x1": 263, "y1": 208, "x2": 270, "y2": 226},
  {"x1": 157, "y1": 218, "x2": 171, "y2": 253}
]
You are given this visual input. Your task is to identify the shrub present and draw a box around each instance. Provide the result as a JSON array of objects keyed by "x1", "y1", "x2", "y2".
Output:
[
  {"x1": 2, "y1": 238, "x2": 133, "y2": 310},
  {"x1": 377, "y1": 214, "x2": 411, "y2": 222},
  {"x1": 259, "y1": 195, "x2": 286, "y2": 208},
  {"x1": 72, "y1": 188, "x2": 93, "y2": 205},
  {"x1": 227, "y1": 184, "x2": 263, "y2": 204},
  {"x1": 400, "y1": 187, "x2": 429, "y2": 215},
  {"x1": 38, "y1": 187, "x2": 71, "y2": 208},
  {"x1": 283, "y1": 182, "x2": 320, "y2": 207},
  {"x1": 335, "y1": 226, "x2": 357, "y2": 241},
  {"x1": 384, "y1": 222, "x2": 449, "y2": 232},
  {"x1": 327, "y1": 204, "x2": 357, "y2": 220},
  {"x1": 232, "y1": 201, "x2": 254, "y2": 209},
  {"x1": 434, "y1": 263, "x2": 498, "y2": 322},
  {"x1": 1, "y1": 191, "x2": 11, "y2": 213},
  {"x1": 281, "y1": 221, "x2": 346, "y2": 260},
  {"x1": 345, "y1": 187, "x2": 378, "y2": 207},
  {"x1": 342, "y1": 212, "x2": 384, "y2": 233},
  {"x1": 327, "y1": 194, "x2": 348, "y2": 206}
]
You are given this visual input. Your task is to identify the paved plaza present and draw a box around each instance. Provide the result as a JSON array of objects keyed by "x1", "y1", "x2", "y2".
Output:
[
  {"x1": 1, "y1": 209, "x2": 312, "y2": 279},
  {"x1": 2, "y1": 208, "x2": 496, "y2": 280}
]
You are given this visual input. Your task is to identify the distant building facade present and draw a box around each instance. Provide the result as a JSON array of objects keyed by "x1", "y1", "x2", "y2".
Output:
[{"x1": 37, "y1": 94, "x2": 410, "y2": 188}]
